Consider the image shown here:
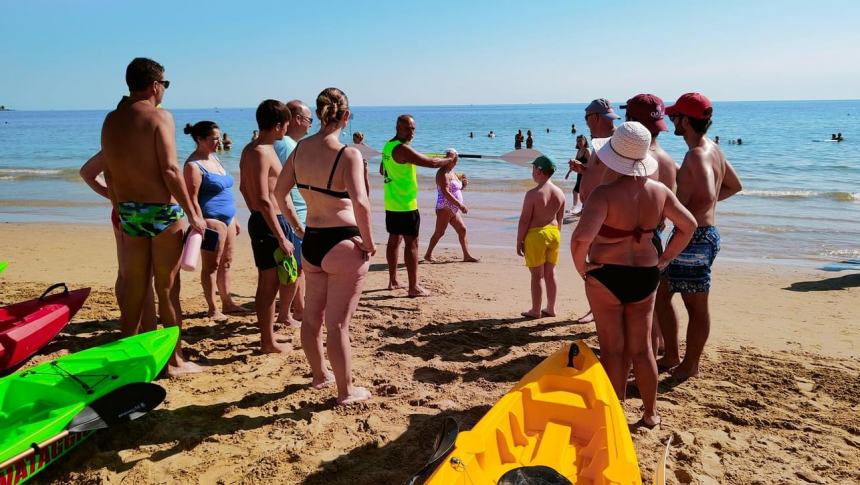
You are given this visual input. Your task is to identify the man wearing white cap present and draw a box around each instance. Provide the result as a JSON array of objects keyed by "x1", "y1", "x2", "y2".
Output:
[
  {"x1": 571, "y1": 121, "x2": 696, "y2": 427},
  {"x1": 656, "y1": 93, "x2": 743, "y2": 381}
]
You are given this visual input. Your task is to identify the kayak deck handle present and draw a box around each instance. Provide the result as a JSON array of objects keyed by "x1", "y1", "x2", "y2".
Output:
[
  {"x1": 567, "y1": 343, "x2": 580, "y2": 369},
  {"x1": 39, "y1": 283, "x2": 69, "y2": 301}
]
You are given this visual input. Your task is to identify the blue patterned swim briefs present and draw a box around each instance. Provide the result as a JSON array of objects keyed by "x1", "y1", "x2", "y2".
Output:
[{"x1": 665, "y1": 226, "x2": 721, "y2": 293}]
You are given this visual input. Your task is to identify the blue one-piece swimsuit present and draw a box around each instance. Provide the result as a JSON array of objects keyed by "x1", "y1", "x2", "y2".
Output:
[{"x1": 191, "y1": 160, "x2": 237, "y2": 225}]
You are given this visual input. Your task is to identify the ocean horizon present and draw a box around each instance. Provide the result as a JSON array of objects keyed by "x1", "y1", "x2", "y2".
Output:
[{"x1": 1, "y1": 100, "x2": 858, "y2": 268}]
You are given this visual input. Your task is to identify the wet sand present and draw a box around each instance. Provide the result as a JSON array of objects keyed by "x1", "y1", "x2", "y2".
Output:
[{"x1": 1, "y1": 222, "x2": 858, "y2": 484}]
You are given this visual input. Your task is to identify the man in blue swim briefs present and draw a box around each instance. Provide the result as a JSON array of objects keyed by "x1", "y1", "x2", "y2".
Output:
[
  {"x1": 273, "y1": 99, "x2": 313, "y2": 325},
  {"x1": 655, "y1": 93, "x2": 743, "y2": 380},
  {"x1": 101, "y1": 58, "x2": 207, "y2": 377}
]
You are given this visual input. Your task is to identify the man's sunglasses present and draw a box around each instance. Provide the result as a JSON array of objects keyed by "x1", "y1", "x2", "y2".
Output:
[{"x1": 157, "y1": 80, "x2": 170, "y2": 89}]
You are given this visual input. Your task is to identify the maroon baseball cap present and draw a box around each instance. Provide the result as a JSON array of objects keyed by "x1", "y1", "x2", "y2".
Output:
[
  {"x1": 665, "y1": 92, "x2": 713, "y2": 119},
  {"x1": 621, "y1": 94, "x2": 668, "y2": 134}
]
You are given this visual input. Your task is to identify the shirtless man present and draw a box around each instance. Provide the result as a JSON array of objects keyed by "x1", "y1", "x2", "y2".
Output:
[
  {"x1": 621, "y1": 93, "x2": 678, "y2": 354},
  {"x1": 273, "y1": 100, "x2": 312, "y2": 327},
  {"x1": 566, "y1": 98, "x2": 619, "y2": 323},
  {"x1": 568, "y1": 98, "x2": 620, "y2": 203},
  {"x1": 101, "y1": 58, "x2": 206, "y2": 376},
  {"x1": 381, "y1": 114, "x2": 456, "y2": 297},
  {"x1": 240, "y1": 99, "x2": 295, "y2": 354},
  {"x1": 656, "y1": 93, "x2": 743, "y2": 380}
]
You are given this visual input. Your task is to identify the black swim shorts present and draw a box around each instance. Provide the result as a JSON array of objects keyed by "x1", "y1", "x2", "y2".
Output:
[
  {"x1": 248, "y1": 211, "x2": 291, "y2": 270},
  {"x1": 385, "y1": 210, "x2": 420, "y2": 237}
]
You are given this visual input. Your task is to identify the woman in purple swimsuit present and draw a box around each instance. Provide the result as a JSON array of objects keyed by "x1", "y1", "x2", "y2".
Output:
[{"x1": 424, "y1": 156, "x2": 479, "y2": 263}]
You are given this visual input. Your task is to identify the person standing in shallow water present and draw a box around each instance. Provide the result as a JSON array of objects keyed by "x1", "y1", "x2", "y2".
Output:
[
  {"x1": 526, "y1": 130, "x2": 534, "y2": 149},
  {"x1": 656, "y1": 93, "x2": 743, "y2": 380},
  {"x1": 273, "y1": 87, "x2": 375, "y2": 405},
  {"x1": 381, "y1": 114, "x2": 457, "y2": 297},
  {"x1": 101, "y1": 57, "x2": 207, "y2": 376}
]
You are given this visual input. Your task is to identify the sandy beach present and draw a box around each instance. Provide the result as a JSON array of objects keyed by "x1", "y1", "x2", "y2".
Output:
[{"x1": 1, "y1": 221, "x2": 858, "y2": 484}]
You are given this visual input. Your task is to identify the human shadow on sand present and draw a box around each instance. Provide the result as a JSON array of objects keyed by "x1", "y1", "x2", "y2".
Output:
[
  {"x1": 301, "y1": 406, "x2": 492, "y2": 485},
  {"x1": 41, "y1": 383, "x2": 329, "y2": 482},
  {"x1": 380, "y1": 316, "x2": 592, "y2": 364},
  {"x1": 783, "y1": 273, "x2": 860, "y2": 292}
]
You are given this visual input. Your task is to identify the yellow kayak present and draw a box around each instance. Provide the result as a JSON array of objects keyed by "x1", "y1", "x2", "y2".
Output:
[{"x1": 424, "y1": 341, "x2": 642, "y2": 484}]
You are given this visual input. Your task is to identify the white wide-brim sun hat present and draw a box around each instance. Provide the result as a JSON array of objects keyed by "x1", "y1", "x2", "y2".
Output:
[{"x1": 591, "y1": 121, "x2": 658, "y2": 177}]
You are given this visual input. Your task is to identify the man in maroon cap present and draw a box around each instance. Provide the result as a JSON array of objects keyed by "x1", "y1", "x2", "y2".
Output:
[
  {"x1": 655, "y1": 93, "x2": 743, "y2": 380},
  {"x1": 622, "y1": 94, "x2": 677, "y2": 355}
]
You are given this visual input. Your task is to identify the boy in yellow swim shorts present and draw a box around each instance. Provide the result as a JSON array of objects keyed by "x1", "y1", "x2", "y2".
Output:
[{"x1": 516, "y1": 156, "x2": 566, "y2": 319}]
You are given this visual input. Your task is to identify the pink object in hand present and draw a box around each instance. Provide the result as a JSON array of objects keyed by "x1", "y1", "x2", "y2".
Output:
[{"x1": 181, "y1": 231, "x2": 202, "y2": 271}]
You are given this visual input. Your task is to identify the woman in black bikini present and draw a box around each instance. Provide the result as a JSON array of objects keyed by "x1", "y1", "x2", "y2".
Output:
[
  {"x1": 571, "y1": 122, "x2": 696, "y2": 427},
  {"x1": 273, "y1": 88, "x2": 375, "y2": 405}
]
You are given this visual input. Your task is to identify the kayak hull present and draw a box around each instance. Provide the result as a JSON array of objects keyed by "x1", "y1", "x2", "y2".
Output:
[
  {"x1": 0, "y1": 327, "x2": 178, "y2": 482},
  {"x1": 0, "y1": 287, "x2": 91, "y2": 372},
  {"x1": 425, "y1": 341, "x2": 642, "y2": 484}
]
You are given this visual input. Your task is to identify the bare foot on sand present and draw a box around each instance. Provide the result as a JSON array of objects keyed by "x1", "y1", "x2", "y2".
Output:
[
  {"x1": 423, "y1": 254, "x2": 436, "y2": 263},
  {"x1": 408, "y1": 285, "x2": 431, "y2": 297},
  {"x1": 463, "y1": 255, "x2": 480, "y2": 262},
  {"x1": 337, "y1": 386, "x2": 372, "y2": 406},
  {"x1": 388, "y1": 280, "x2": 404, "y2": 290},
  {"x1": 541, "y1": 308, "x2": 556, "y2": 317},
  {"x1": 167, "y1": 360, "x2": 205, "y2": 377},
  {"x1": 669, "y1": 364, "x2": 699, "y2": 381},
  {"x1": 208, "y1": 311, "x2": 228, "y2": 322},
  {"x1": 260, "y1": 341, "x2": 293, "y2": 354},
  {"x1": 520, "y1": 310, "x2": 541, "y2": 319},
  {"x1": 575, "y1": 311, "x2": 594, "y2": 324},
  {"x1": 311, "y1": 371, "x2": 336, "y2": 389},
  {"x1": 640, "y1": 414, "x2": 661, "y2": 429},
  {"x1": 223, "y1": 304, "x2": 253, "y2": 315},
  {"x1": 276, "y1": 316, "x2": 301, "y2": 329},
  {"x1": 656, "y1": 356, "x2": 681, "y2": 372}
]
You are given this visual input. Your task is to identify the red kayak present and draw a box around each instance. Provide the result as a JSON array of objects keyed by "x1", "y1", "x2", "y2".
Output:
[{"x1": 0, "y1": 283, "x2": 91, "y2": 372}]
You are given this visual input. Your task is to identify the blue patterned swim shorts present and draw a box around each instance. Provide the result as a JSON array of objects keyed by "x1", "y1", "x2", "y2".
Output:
[{"x1": 666, "y1": 226, "x2": 721, "y2": 293}]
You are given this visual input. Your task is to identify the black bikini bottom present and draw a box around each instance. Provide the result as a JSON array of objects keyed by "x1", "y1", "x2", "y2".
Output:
[
  {"x1": 302, "y1": 226, "x2": 361, "y2": 267},
  {"x1": 587, "y1": 264, "x2": 660, "y2": 304}
]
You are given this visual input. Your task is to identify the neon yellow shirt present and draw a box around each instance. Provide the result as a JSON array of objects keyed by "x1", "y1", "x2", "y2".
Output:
[{"x1": 381, "y1": 139, "x2": 418, "y2": 211}]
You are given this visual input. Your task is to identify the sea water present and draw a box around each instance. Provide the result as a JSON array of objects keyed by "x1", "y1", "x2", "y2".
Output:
[{"x1": 1, "y1": 101, "x2": 858, "y2": 266}]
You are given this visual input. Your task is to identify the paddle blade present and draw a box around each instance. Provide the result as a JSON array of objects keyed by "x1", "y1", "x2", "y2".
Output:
[
  {"x1": 405, "y1": 417, "x2": 459, "y2": 485},
  {"x1": 498, "y1": 148, "x2": 544, "y2": 167},
  {"x1": 67, "y1": 382, "x2": 167, "y2": 432},
  {"x1": 349, "y1": 143, "x2": 381, "y2": 160},
  {"x1": 652, "y1": 435, "x2": 673, "y2": 485}
]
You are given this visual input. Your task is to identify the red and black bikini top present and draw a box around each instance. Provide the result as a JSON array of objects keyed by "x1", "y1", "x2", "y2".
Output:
[{"x1": 597, "y1": 224, "x2": 657, "y2": 242}]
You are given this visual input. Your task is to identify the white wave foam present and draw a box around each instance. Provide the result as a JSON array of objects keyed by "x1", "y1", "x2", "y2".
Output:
[{"x1": 740, "y1": 190, "x2": 860, "y2": 202}]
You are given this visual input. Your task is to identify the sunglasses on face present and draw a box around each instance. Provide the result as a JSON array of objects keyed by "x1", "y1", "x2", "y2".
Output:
[
  {"x1": 157, "y1": 80, "x2": 170, "y2": 89},
  {"x1": 298, "y1": 115, "x2": 313, "y2": 124}
]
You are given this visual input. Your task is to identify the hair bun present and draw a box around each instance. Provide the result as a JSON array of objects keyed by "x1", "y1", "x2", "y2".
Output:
[{"x1": 183, "y1": 123, "x2": 193, "y2": 135}]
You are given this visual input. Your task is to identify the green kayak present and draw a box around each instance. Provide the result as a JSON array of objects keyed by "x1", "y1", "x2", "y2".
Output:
[{"x1": 0, "y1": 327, "x2": 177, "y2": 483}]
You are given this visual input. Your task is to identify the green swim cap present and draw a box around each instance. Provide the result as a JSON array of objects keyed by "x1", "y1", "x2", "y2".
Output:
[{"x1": 532, "y1": 155, "x2": 557, "y2": 173}]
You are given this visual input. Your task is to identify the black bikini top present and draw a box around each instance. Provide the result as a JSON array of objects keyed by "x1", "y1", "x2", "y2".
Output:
[{"x1": 293, "y1": 142, "x2": 350, "y2": 199}]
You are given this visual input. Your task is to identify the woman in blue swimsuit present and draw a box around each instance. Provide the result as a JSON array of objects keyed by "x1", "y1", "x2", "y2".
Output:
[{"x1": 183, "y1": 121, "x2": 246, "y2": 320}]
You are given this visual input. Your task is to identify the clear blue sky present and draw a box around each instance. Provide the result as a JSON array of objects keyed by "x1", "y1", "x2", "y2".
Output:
[{"x1": 2, "y1": 0, "x2": 858, "y2": 109}]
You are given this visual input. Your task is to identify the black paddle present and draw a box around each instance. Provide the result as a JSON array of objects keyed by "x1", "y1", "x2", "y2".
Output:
[
  {"x1": 0, "y1": 382, "x2": 166, "y2": 469},
  {"x1": 404, "y1": 417, "x2": 459, "y2": 485}
]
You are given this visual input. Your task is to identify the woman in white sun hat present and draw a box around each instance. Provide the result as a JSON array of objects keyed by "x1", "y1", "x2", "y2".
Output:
[{"x1": 571, "y1": 121, "x2": 696, "y2": 428}]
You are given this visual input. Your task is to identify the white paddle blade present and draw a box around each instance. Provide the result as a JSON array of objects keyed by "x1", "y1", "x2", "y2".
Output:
[
  {"x1": 652, "y1": 435, "x2": 672, "y2": 485},
  {"x1": 349, "y1": 143, "x2": 381, "y2": 160},
  {"x1": 498, "y1": 149, "x2": 544, "y2": 167}
]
